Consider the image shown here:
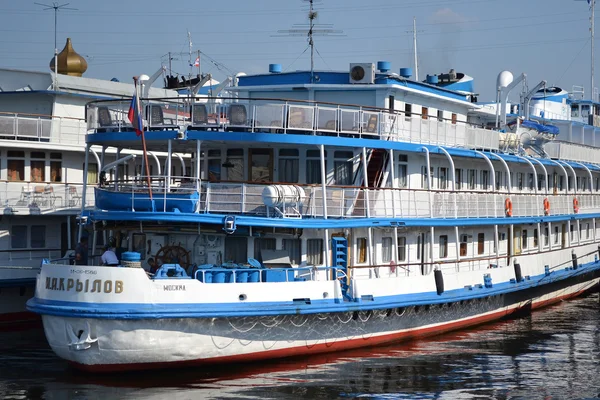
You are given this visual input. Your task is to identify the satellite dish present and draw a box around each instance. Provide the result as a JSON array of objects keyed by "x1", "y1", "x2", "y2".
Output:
[{"x1": 351, "y1": 65, "x2": 365, "y2": 81}]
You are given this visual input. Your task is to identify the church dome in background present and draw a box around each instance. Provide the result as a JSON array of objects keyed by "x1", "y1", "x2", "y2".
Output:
[{"x1": 49, "y1": 37, "x2": 87, "y2": 77}]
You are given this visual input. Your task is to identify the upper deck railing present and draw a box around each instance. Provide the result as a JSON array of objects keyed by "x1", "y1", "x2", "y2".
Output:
[
  {"x1": 86, "y1": 97, "x2": 500, "y2": 151},
  {"x1": 0, "y1": 111, "x2": 86, "y2": 145}
]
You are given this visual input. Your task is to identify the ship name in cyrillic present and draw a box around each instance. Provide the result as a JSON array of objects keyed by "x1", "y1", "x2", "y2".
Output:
[
  {"x1": 163, "y1": 285, "x2": 186, "y2": 291},
  {"x1": 45, "y1": 277, "x2": 123, "y2": 294}
]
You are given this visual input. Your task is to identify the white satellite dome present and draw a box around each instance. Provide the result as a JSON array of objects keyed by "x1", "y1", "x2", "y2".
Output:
[{"x1": 497, "y1": 71, "x2": 513, "y2": 89}]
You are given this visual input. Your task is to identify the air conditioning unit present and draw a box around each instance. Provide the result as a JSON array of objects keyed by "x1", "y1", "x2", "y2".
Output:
[{"x1": 349, "y1": 63, "x2": 375, "y2": 84}]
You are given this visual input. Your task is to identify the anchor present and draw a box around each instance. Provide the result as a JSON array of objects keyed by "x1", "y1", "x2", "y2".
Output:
[{"x1": 66, "y1": 321, "x2": 98, "y2": 351}]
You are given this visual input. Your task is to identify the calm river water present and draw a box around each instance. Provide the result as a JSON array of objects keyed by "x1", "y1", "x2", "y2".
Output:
[{"x1": 1, "y1": 295, "x2": 600, "y2": 399}]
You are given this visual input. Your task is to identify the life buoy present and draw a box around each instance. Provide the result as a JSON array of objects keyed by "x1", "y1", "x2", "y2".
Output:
[
  {"x1": 573, "y1": 197, "x2": 579, "y2": 214},
  {"x1": 389, "y1": 260, "x2": 396, "y2": 274},
  {"x1": 505, "y1": 198, "x2": 513, "y2": 217},
  {"x1": 543, "y1": 198, "x2": 550, "y2": 216}
]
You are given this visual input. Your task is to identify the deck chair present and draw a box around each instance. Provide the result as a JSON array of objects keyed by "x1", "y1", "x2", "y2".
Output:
[
  {"x1": 147, "y1": 105, "x2": 178, "y2": 131},
  {"x1": 228, "y1": 104, "x2": 248, "y2": 129},
  {"x1": 188, "y1": 104, "x2": 209, "y2": 130},
  {"x1": 68, "y1": 186, "x2": 81, "y2": 207},
  {"x1": 97, "y1": 106, "x2": 114, "y2": 132}
]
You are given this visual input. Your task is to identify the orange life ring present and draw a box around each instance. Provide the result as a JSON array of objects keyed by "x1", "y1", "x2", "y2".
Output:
[
  {"x1": 389, "y1": 260, "x2": 397, "y2": 274},
  {"x1": 573, "y1": 197, "x2": 579, "y2": 214},
  {"x1": 505, "y1": 198, "x2": 513, "y2": 217},
  {"x1": 543, "y1": 198, "x2": 550, "y2": 215}
]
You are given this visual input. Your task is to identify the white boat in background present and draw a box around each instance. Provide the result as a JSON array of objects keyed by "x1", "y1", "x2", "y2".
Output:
[{"x1": 0, "y1": 38, "x2": 180, "y2": 324}]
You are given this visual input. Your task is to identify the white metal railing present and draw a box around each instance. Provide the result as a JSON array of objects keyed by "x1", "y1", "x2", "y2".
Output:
[
  {"x1": 87, "y1": 98, "x2": 501, "y2": 151},
  {"x1": 0, "y1": 112, "x2": 87, "y2": 145},
  {"x1": 102, "y1": 178, "x2": 600, "y2": 219},
  {"x1": 0, "y1": 181, "x2": 94, "y2": 211},
  {"x1": 545, "y1": 141, "x2": 600, "y2": 166}
]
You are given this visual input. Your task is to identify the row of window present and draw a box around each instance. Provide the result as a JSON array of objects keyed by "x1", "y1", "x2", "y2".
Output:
[
  {"x1": 6, "y1": 151, "x2": 62, "y2": 183},
  {"x1": 389, "y1": 97, "x2": 458, "y2": 123},
  {"x1": 11, "y1": 225, "x2": 46, "y2": 249},
  {"x1": 420, "y1": 165, "x2": 599, "y2": 192}
]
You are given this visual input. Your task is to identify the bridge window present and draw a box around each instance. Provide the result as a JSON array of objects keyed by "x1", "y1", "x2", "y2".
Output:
[
  {"x1": 306, "y1": 239, "x2": 323, "y2": 265},
  {"x1": 571, "y1": 105, "x2": 579, "y2": 118}
]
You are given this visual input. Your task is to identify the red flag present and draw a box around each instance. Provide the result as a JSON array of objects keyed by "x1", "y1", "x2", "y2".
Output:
[{"x1": 128, "y1": 83, "x2": 143, "y2": 136}]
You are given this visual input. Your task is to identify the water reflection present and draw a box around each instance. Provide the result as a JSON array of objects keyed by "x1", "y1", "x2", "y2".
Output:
[{"x1": 1, "y1": 295, "x2": 600, "y2": 399}]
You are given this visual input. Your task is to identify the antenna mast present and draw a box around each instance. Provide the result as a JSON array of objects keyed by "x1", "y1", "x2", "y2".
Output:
[
  {"x1": 591, "y1": 0, "x2": 595, "y2": 101},
  {"x1": 275, "y1": 0, "x2": 343, "y2": 83},
  {"x1": 35, "y1": 2, "x2": 77, "y2": 91},
  {"x1": 413, "y1": 17, "x2": 419, "y2": 81},
  {"x1": 187, "y1": 30, "x2": 193, "y2": 83}
]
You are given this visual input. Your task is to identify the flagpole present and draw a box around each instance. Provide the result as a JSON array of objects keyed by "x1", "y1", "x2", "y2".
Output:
[{"x1": 135, "y1": 78, "x2": 154, "y2": 203}]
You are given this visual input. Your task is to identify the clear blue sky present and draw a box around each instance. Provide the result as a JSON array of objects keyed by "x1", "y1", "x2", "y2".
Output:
[{"x1": 0, "y1": 0, "x2": 596, "y2": 100}]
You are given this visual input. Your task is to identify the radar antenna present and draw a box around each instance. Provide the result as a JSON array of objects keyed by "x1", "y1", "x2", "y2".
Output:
[{"x1": 274, "y1": 0, "x2": 343, "y2": 83}]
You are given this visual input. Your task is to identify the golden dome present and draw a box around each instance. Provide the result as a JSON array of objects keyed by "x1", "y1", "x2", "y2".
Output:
[{"x1": 49, "y1": 38, "x2": 87, "y2": 77}]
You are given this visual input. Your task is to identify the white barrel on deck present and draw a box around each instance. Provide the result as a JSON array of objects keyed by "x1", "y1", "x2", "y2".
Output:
[{"x1": 262, "y1": 185, "x2": 305, "y2": 207}]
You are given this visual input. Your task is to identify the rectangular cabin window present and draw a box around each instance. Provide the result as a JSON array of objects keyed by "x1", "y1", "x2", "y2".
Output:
[
  {"x1": 533, "y1": 229, "x2": 539, "y2": 247},
  {"x1": 477, "y1": 233, "x2": 485, "y2": 255},
  {"x1": 30, "y1": 225, "x2": 46, "y2": 248},
  {"x1": 306, "y1": 239, "x2": 323, "y2": 265},
  {"x1": 576, "y1": 177, "x2": 582, "y2": 191},
  {"x1": 544, "y1": 226, "x2": 549, "y2": 246},
  {"x1": 582, "y1": 104, "x2": 590, "y2": 118},
  {"x1": 397, "y1": 236, "x2": 407, "y2": 261},
  {"x1": 451, "y1": 113, "x2": 457, "y2": 124},
  {"x1": 278, "y1": 149, "x2": 299, "y2": 183},
  {"x1": 282, "y1": 239, "x2": 301, "y2": 266},
  {"x1": 481, "y1": 170, "x2": 489, "y2": 191},
  {"x1": 438, "y1": 167, "x2": 448, "y2": 190},
  {"x1": 421, "y1": 107, "x2": 428, "y2": 120},
  {"x1": 11, "y1": 225, "x2": 27, "y2": 249},
  {"x1": 357, "y1": 238, "x2": 367, "y2": 263},
  {"x1": 388, "y1": 95, "x2": 395, "y2": 111},
  {"x1": 405, "y1": 103, "x2": 412, "y2": 118},
  {"x1": 596, "y1": 177, "x2": 599, "y2": 191},
  {"x1": 495, "y1": 171, "x2": 502, "y2": 190},
  {"x1": 437, "y1": 110, "x2": 444, "y2": 122},
  {"x1": 30, "y1": 152, "x2": 45, "y2": 182},
  {"x1": 421, "y1": 166, "x2": 434, "y2": 189},
  {"x1": 459, "y1": 234, "x2": 468, "y2": 257},
  {"x1": 398, "y1": 154, "x2": 408, "y2": 187},
  {"x1": 50, "y1": 161, "x2": 62, "y2": 182},
  {"x1": 455, "y1": 168, "x2": 462, "y2": 190},
  {"x1": 439, "y1": 235, "x2": 448, "y2": 258},
  {"x1": 568, "y1": 176, "x2": 573, "y2": 191},
  {"x1": 554, "y1": 226, "x2": 559, "y2": 244},
  {"x1": 87, "y1": 163, "x2": 98, "y2": 184},
  {"x1": 207, "y1": 149, "x2": 221, "y2": 181},
  {"x1": 572, "y1": 105, "x2": 579, "y2": 118},
  {"x1": 467, "y1": 169, "x2": 476, "y2": 190},
  {"x1": 7, "y1": 150, "x2": 25, "y2": 182},
  {"x1": 527, "y1": 173, "x2": 534, "y2": 191},
  {"x1": 558, "y1": 175, "x2": 564, "y2": 191},
  {"x1": 417, "y1": 235, "x2": 421, "y2": 260},
  {"x1": 517, "y1": 172, "x2": 524, "y2": 191},
  {"x1": 522, "y1": 230, "x2": 528, "y2": 249},
  {"x1": 382, "y1": 237, "x2": 392, "y2": 263},
  {"x1": 570, "y1": 224, "x2": 574, "y2": 241},
  {"x1": 226, "y1": 149, "x2": 244, "y2": 182},
  {"x1": 587, "y1": 223, "x2": 591, "y2": 239},
  {"x1": 306, "y1": 150, "x2": 324, "y2": 184},
  {"x1": 334, "y1": 151, "x2": 353, "y2": 186},
  {"x1": 537, "y1": 174, "x2": 544, "y2": 191}
]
